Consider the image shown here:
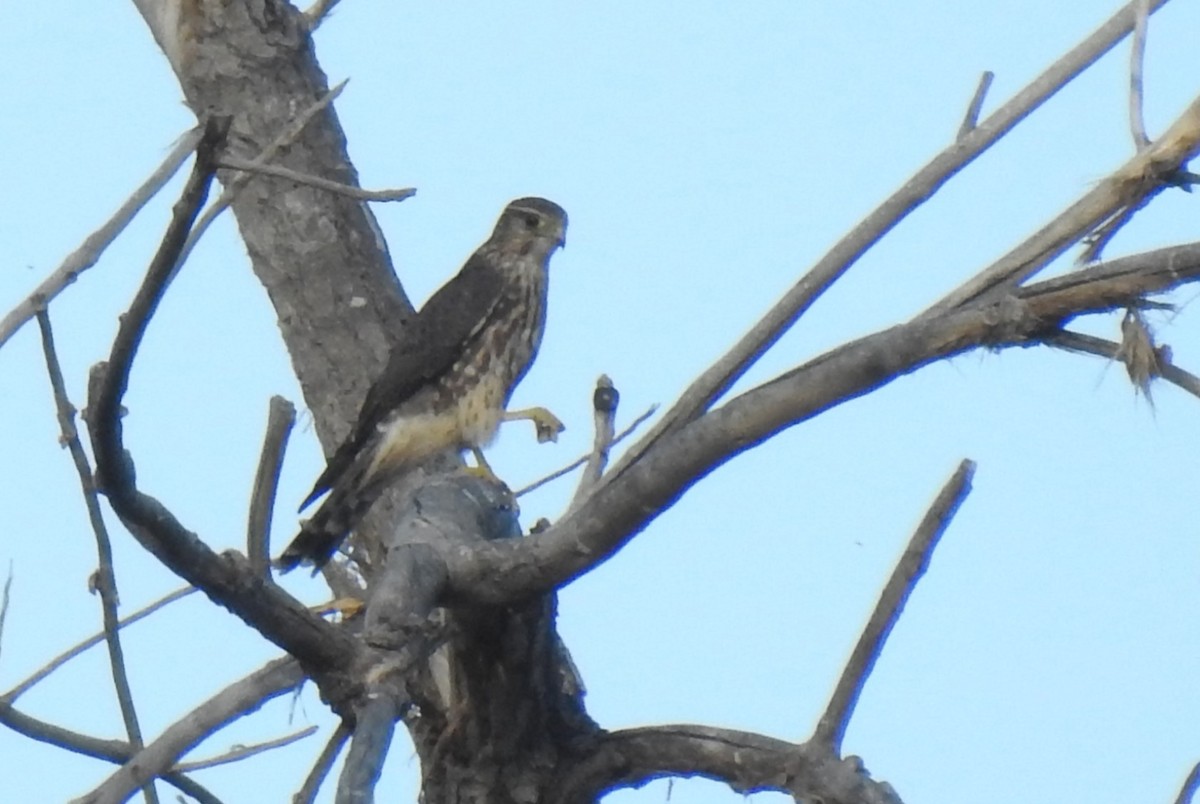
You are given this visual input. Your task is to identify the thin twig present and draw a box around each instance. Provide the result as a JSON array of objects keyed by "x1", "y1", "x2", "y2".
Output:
[
  {"x1": 514, "y1": 404, "x2": 657, "y2": 498},
  {"x1": 216, "y1": 156, "x2": 415, "y2": 203},
  {"x1": 957, "y1": 71, "x2": 995, "y2": 140},
  {"x1": 0, "y1": 562, "x2": 12, "y2": 665},
  {"x1": 81, "y1": 657, "x2": 304, "y2": 804},
  {"x1": 3, "y1": 586, "x2": 196, "y2": 704},
  {"x1": 1130, "y1": 0, "x2": 1151, "y2": 148},
  {"x1": 173, "y1": 725, "x2": 318, "y2": 772},
  {"x1": 178, "y1": 79, "x2": 349, "y2": 270},
  {"x1": 1048, "y1": 329, "x2": 1200, "y2": 399},
  {"x1": 603, "y1": 0, "x2": 1174, "y2": 485},
  {"x1": 0, "y1": 701, "x2": 222, "y2": 804},
  {"x1": 570, "y1": 375, "x2": 620, "y2": 509},
  {"x1": 0, "y1": 127, "x2": 202, "y2": 350},
  {"x1": 293, "y1": 722, "x2": 352, "y2": 804},
  {"x1": 36, "y1": 310, "x2": 158, "y2": 804},
  {"x1": 303, "y1": 0, "x2": 343, "y2": 31},
  {"x1": 1080, "y1": 201, "x2": 1148, "y2": 264},
  {"x1": 248, "y1": 396, "x2": 297, "y2": 577},
  {"x1": 1174, "y1": 760, "x2": 1200, "y2": 804},
  {"x1": 812, "y1": 459, "x2": 976, "y2": 753},
  {"x1": 926, "y1": 89, "x2": 1200, "y2": 313}
]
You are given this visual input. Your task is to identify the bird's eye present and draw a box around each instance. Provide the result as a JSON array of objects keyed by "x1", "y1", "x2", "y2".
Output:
[{"x1": 523, "y1": 213, "x2": 540, "y2": 230}]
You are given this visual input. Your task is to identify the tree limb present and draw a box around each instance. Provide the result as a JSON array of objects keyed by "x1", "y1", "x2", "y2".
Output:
[
  {"x1": 173, "y1": 725, "x2": 318, "y2": 772},
  {"x1": 926, "y1": 92, "x2": 1200, "y2": 312},
  {"x1": 0, "y1": 702, "x2": 221, "y2": 804},
  {"x1": 957, "y1": 71, "x2": 994, "y2": 140},
  {"x1": 1050, "y1": 329, "x2": 1200, "y2": 399},
  {"x1": 36, "y1": 310, "x2": 157, "y2": 804},
  {"x1": 0, "y1": 127, "x2": 202, "y2": 350},
  {"x1": 446, "y1": 241, "x2": 1200, "y2": 602},
  {"x1": 303, "y1": 0, "x2": 344, "y2": 31},
  {"x1": 335, "y1": 695, "x2": 401, "y2": 804},
  {"x1": 604, "y1": 0, "x2": 1175, "y2": 482},
  {"x1": 813, "y1": 459, "x2": 975, "y2": 751},
  {"x1": 134, "y1": 0, "x2": 412, "y2": 460},
  {"x1": 248, "y1": 396, "x2": 297, "y2": 577},
  {"x1": 570, "y1": 375, "x2": 619, "y2": 509},
  {"x1": 562, "y1": 725, "x2": 901, "y2": 804},
  {"x1": 1129, "y1": 0, "x2": 1151, "y2": 148},
  {"x1": 177, "y1": 78, "x2": 350, "y2": 273},
  {"x1": 1174, "y1": 760, "x2": 1200, "y2": 804},
  {"x1": 215, "y1": 156, "x2": 415, "y2": 203},
  {"x1": 84, "y1": 117, "x2": 357, "y2": 674},
  {"x1": 294, "y1": 722, "x2": 351, "y2": 804},
  {"x1": 2, "y1": 586, "x2": 196, "y2": 704},
  {"x1": 78, "y1": 657, "x2": 304, "y2": 804},
  {"x1": 0, "y1": 563, "x2": 11, "y2": 668}
]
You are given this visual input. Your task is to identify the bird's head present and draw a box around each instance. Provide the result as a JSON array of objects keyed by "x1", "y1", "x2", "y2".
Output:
[{"x1": 494, "y1": 197, "x2": 568, "y2": 258}]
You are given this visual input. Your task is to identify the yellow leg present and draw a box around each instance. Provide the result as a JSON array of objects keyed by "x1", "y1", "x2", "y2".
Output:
[
  {"x1": 466, "y1": 447, "x2": 502, "y2": 483},
  {"x1": 504, "y1": 406, "x2": 565, "y2": 443},
  {"x1": 310, "y1": 597, "x2": 364, "y2": 620}
]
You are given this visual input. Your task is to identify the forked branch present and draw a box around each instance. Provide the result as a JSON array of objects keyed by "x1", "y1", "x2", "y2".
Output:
[
  {"x1": 37, "y1": 310, "x2": 155, "y2": 803},
  {"x1": 604, "y1": 0, "x2": 1175, "y2": 481},
  {"x1": 84, "y1": 116, "x2": 356, "y2": 671},
  {"x1": 562, "y1": 725, "x2": 901, "y2": 804},
  {"x1": 448, "y1": 241, "x2": 1200, "y2": 603},
  {"x1": 79, "y1": 657, "x2": 304, "y2": 804}
]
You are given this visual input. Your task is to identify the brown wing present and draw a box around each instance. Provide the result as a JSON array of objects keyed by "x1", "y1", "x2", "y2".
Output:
[{"x1": 299, "y1": 253, "x2": 505, "y2": 510}]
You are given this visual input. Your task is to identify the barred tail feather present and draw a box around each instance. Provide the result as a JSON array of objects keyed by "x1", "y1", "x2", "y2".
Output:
[{"x1": 275, "y1": 463, "x2": 382, "y2": 572}]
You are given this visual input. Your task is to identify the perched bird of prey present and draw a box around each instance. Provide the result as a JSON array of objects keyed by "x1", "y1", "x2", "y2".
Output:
[{"x1": 276, "y1": 197, "x2": 568, "y2": 571}]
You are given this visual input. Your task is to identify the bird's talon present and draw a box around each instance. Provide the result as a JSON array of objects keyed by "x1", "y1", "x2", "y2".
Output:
[
  {"x1": 505, "y1": 405, "x2": 564, "y2": 443},
  {"x1": 530, "y1": 407, "x2": 566, "y2": 443}
]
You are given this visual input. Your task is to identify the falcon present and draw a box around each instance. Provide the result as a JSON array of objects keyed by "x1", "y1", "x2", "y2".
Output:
[{"x1": 276, "y1": 197, "x2": 568, "y2": 571}]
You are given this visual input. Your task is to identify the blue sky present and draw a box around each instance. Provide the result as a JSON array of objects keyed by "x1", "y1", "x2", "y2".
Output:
[{"x1": 3, "y1": 2, "x2": 1200, "y2": 802}]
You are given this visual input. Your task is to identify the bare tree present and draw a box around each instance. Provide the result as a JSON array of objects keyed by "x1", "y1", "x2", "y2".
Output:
[{"x1": 3, "y1": 2, "x2": 1199, "y2": 803}]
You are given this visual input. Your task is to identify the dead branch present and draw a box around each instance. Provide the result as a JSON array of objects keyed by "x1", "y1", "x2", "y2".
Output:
[
  {"x1": 248, "y1": 396, "x2": 297, "y2": 577},
  {"x1": 0, "y1": 128, "x2": 202, "y2": 351},
  {"x1": 178, "y1": 79, "x2": 350, "y2": 271},
  {"x1": 957, "y1": 71, "x2": 995, "y2": 140},
  {"x1": 173, "y1": 725, "x2": 318, "y2": 772},
  {"x1": 294, "y1": 722, "x2": 351, "y2": 804},
  {"x1": 215, "y1": 156, "x2": 415, "y2": 202},
  {"x1": 514, "y1": 403, "x2": 656, "y2": 498},
  {"x1": 3, "y1": 586, "x2": 195, "y2": 703},
  {"x1": 36, "y1": 310, "x2": 156, "y2": 804},
  {"x1": 926, "y1": 93, "x2": 1200, "y2": 313},
  {"x1": 446, "y1": 240, "x2": 1200, "y2": 603},
  {"x1": 303, "y1": 0, "x2": 343, "y2": 30},
  {"x1": 0, "y1": 702, "x2": 220, "y2": 804},
  {"x1": 605, "y1": 0, "x2": 1174, "y2": 483},
  {"x1": 1049, "y1": 329, "x2": 1200, "y2": 399},
  {"x1": 1174, "y1": 760, "x2": 1200, "y2": 804},
  {"x1": 78, "y1": 657, "x2": 304, "y2": 804},
  {"x1": 0, "y1": 563, "x2": 10, "y2": 665},
  {"x1": 84, "y1": 117, "x2": 356, "y2": 671},
  {"x1": 812, "y1": 460, "x2": 976, "y2": 751},
  {"x1": 336, "y1": 695, "x2": 402, "y2": 804},
  {"x1": 561, "y1": 725, "x2": 901, "y2": 804},
  {"x1": 1130, "y1": 0, "x2": 1151, "y2": 148},
  {"x1": 570, "y1": 375, "x2": 620, "y2": 509}
]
